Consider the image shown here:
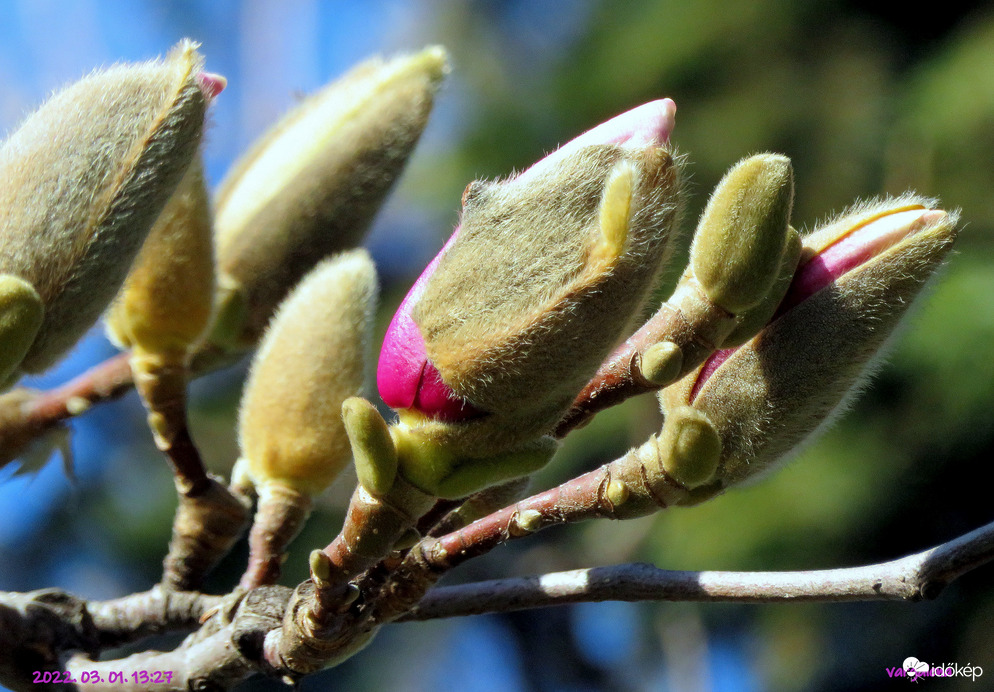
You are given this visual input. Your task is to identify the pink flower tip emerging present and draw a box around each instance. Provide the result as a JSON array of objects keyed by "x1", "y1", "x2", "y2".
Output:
[
  {"x1": 690, "y1": 206, "x2": 946, "y2": 402},
  {"x1": 377, "y1": 99, "x2": 678, "y2": 422},
  {"x1": 377, "y1": 235, "x2": 483, "y2": 421},
  {"x1": 518, "y1": 99, "x2": 676, "y2": 185},
  {"x1": 197, "y1": 71, "x2": 227, "y2": 99}
]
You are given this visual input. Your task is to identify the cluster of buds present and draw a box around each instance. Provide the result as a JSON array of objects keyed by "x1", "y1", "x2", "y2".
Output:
[
  {"x1": 0, "y1": 35, "x2": 967, "y2": 682},
  {"x1": 372, "y1": 101, "x2": 960, "y2": 510}
]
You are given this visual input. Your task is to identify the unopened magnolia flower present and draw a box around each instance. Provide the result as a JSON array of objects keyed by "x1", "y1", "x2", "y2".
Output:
[
  {"x1": 233, "y1": 250, "x2": 378, "y2": 587},
  {"x1": 647, "y1": 198, "x2": 958, "y2": 498},
  {"x1": 0, "y1": 40, "x2": 216, "y2": 385},
  {"x1": 209, "y1": 46, "x2": 448, "y2": 352},
  {"x1": 377, "y1": 101, "x2": 682, "y2": 491}
]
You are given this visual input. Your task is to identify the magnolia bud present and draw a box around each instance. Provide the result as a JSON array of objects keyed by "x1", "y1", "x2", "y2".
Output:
[
  {"x1": 0, "y1": 40, "x2": 213, "y2": 377},
  {"x1": 238, "y1": 250, "x2": 378, "y2": 496},
  {"x1": 690, "y1": 153, "x2": 795, "y2": 315},
  {"x1": 210, "y1": 46, "x2": 448, "y2": 351},
  {"x1": 235, "y1": 250, "x2": 378, "y2": 588},
  {"x1": 378, "y1": 100, "x2": 681, "y2": 472},
  {"x1": 105, "y1": 159, "x2": 215, "y2": 357},
  {"x1": 657, "y1": 198, "x2": 958, "y2": 492}
]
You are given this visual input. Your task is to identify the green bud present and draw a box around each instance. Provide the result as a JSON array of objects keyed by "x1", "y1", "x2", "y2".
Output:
[
  {"x1": 691, "y1": 153, "x2": 795, "y2": 315},
  {"x1": 0, "y1": 40, "x2": 212, "y2": 374},
  {"x1": 654, "y1": 405, "x2": 722, "y2": 489},
  {"x1": 391, "y1": 419, "x2": 558, "y2": 499},
  {"x1": 210, "y1": 46, "x2": 448, "y2": 350},
  {"x1": 342, "y1": 396, "x2": 398, "y2": 497},
  {"x1": 238, "y1": 250, "x2": 378, "y2": 496},
  {"x1": 720, "y1": 226, "x2": 802, "y2": 347},
  {"x1": 0, "y1": 276, "x2": 44, "y2": 386}
]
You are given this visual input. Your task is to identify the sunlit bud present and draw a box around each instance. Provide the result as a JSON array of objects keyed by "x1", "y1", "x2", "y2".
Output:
[
  {"x1": 0, "y1": 40, "x2": 214, "y2": 376},
  {"x1": 389, "y1": 421, "x2": 557, "y2": 499},
  {"x1": 378, "y1": 100, "x2": 681, "y2": 464},
  {"x1": 720, "y1": 226, "x2": 801, "y2": 347},
  {"x1": 342, "y1": 396, "x2": 398, "y2": 498},
  {"x1": 0, "y1": 276, "x2": 44, "y2": 387},
  {"x1": 690, "y1": 153, "x2": 795, "y2": 315},
  {"x1": 234, "y1": 251, "x2": 378, "y2": 589},
  {"x1": 105, "y1": 159, "x2": 214, "y2": 357},
  {"x1": 209, "y1": 46, "x2": 448, "y2": 351},
  {"x1": 238, "y1": 250, "x2": 378, "y2": 496},
  {"x1": 659, "y1": 198, "x2": 958, "y2": 491}
]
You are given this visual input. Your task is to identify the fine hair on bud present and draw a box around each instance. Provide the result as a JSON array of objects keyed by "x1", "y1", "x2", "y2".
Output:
[
  {"x1": 691, "y1": 153, "x2": 795, "y2": 315},
  {"x1": 662, "y1": 197, "x2": 959, "y2": 487},
  {"x1": 211, "y1": 47, "x2": 448, "y2": 348},
  {"x1": 105, "y1": 159, "x2": 215, "y2": 356},
  {"x1": 239, "y1": 250, "x2": 379, "y2": 496},
  {"x1": 0, "y1": 39, "x2": 210, "y2": 374},
  {"x1": 413, "y1": 144, "x2": 681, "y2": 447}
]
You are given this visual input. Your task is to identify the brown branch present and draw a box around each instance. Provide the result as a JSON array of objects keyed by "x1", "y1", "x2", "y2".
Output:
[
  {"x1": 0, "y1": 345, "x2": 237, "y2": 472},
  {"x1": 367, "y1": 447, "x2": 700, "y2": 623},
  {"x1": 87, "y1": 587, "x2": 225, "y2": 649},
  {"x1": 401, "y1": 517, "x2": 994, "y2": 620},
  {"x1": 554, "y1": 281, "x2": 735, "y2": 437}
]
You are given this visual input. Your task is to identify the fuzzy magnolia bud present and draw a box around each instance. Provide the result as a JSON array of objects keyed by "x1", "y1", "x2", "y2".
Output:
[
  {"x1": 655, "y1": 198, "x2": 958, "y2": 494},
  {"x1": 690, "y1": 153, "x2": 795, "y2": 316},
  {"x1": 378, "y1": 101, "x2": 682, "y2": 486},
  {"x1": 237, "y1": 250, "x2": 378, "y2": 496},
  {"x1": 0, "y1": 40, "x2": 214, "y2": 379},
  {"x1": 209, "y1": 46, "x2": 448, "y2": 351},
  {"x1": 105, "y1": 159, "x2": 215, "y2": 357}
]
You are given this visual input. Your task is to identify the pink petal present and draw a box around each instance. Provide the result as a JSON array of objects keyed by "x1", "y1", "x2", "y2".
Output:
[
  {"x1": 197, "y1": 72, "x2": 227, "y2": 99},
  {"x1": 516, "y1": 99, "x2": 676, "y2": 185}
]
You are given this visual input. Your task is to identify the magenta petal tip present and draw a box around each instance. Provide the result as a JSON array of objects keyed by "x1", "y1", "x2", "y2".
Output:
[{"x1": 197, "y1": 71, "x2": 227, "y2": 99}]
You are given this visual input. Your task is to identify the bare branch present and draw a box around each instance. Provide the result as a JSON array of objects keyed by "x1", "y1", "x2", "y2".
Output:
[{"x1": 401, "y1": 518, "x2": 994, "y2": 620}]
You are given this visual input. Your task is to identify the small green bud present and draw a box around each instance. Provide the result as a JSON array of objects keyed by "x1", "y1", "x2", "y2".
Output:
[
  {"x1": 238, "y1": 250, "x2": 378, "y2": 496},
  {"x1": 0, "y1": 276, "x2": 44, "y2": 386},
  {"x1": 342, "y1": 396, "x2": 398, "y2": 497},
  {"x1": 391, "y1": 418, "x2": 557, "y2": 499},
  {"x1": 0, "y1": 40, "x2": 213, "y2": 374},
  {"x1": 654, "y1": 406, "x2": 722, "y2": 489},
  {"x1": 691, "y1": 154, "x2": 795, "y2": 315},
  {"x1": 210, "y1": 46, "x2": 448, "y2": 350},
  {"x1": 639, "y1": 340, "x2": 683, "y2": 386}
]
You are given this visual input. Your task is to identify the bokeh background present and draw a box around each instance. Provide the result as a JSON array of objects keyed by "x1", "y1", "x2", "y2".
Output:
[{"x1": 1, "y1": 1, "x2": 993, "y2": 690}]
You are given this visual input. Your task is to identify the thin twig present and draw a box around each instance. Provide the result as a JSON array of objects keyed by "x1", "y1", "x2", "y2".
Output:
[{"x1": 401, "y1": 518, "x2": 994, "y2": 620}]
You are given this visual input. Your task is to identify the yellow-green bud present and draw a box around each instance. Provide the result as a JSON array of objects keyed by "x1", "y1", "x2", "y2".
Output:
[
  {"x1": 238, "y1": 250, "x2": 378, "y2": 496},
  {"x1": 654, "y1": 406, "x2": 722, "y2": 489},
  {"x1": 0, "y1": 40, "x2": 212, "y2": 375},
  {"x1": 720, "y1": 226, "x2": 802, "y2": 347},
  {"x1": 390, "y1": 417, "x2": 557, "y2": 499},
  {"x1": 691, "y1": 153, "x2": 795, "y2": 315},
  {"x1": 210, "y1": 46, "x2": 448, "y2": 350},
  {"x1": 0, "y1": 276, "x2": 44, "y2": 387},
  {"x1": 342, "y1": 396, "x2": 398, "y2": 497},
  {"x1": 105, "y1": 159, "x2": 214, "y2": 357}
]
